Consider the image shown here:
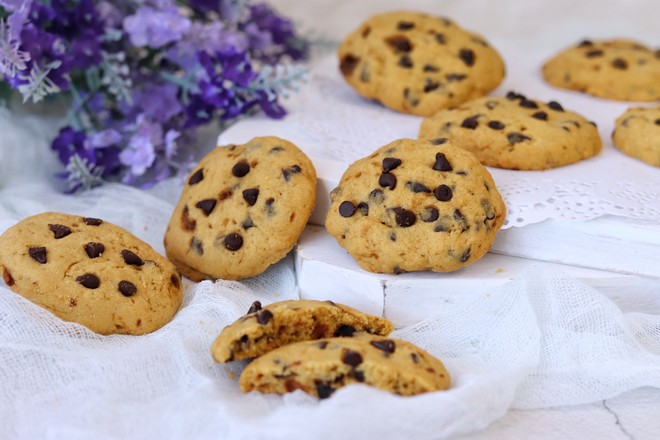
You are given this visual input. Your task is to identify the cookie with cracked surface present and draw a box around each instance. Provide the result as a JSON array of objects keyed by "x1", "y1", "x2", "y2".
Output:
[
  {"x1": 0, "y1": 212, "x2": 182, "y2": 335},
  {"x1": 164, "y1": 136, "x2": 317, "y2": 281},
  {"x1": 338, "y1": 10, "x2": 505, "y2": 116},
  {"x1": 211, "y1": 299, "x2": 394, "y2": 363},
  {"x1": 612, "y1": 106, "x2": 660, "y2": 167},
  {"x1": 325, "y1": 138, "x2": 506, "y2": 274},
  {"x1": 542, "y1": 39, "x2": 660, "y2": 101},
  {"x1": 419, "y1": 92, "x2": 602, "y2": 170},
  {"x1": 239, "y1": 333, "x2": 450, "y2": 398}
]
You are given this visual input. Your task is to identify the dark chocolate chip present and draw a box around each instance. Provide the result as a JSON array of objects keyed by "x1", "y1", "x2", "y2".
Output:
[
  {"x1": 461, "y1": 115, "x2": 480, "y2": 129},
  {"x1": 434, "y1": 184, "x2": 453, "y2": 201},
  {"x1": 317, "y1": 340, "x2": 329, "y2": 349},
  {"x1": 379, "y1": 173, "x2": 397, "y2": 190},
  {"x1": 242, "y1": 218, "x2": 255, "y2": 230},
  {"x1": 585, "y1": 49, "x2": 604, "y2": 58},
  {"x1": 76, "y1": 273, "x2": 100, "y2": 289},
  {"x1": 547, "y1": 101, "x2": 564, "y2": 112},
  {"x1": 49, "y1": 224, "x2": 72, "y2": 239},
  {"x1": 29, "y1": 247, "x2": 47, "y2": 264},
  {"x1": 578, "y1": 39, "x2": 594, "y2": 47},
  {"x1": 385, "y1": 35, "x2": 413, "y2": 52},
  {"x1": 334, "y1": 324, "x2": 355, "y2": 337},
  {"x1": 612, "y1": 58, "x2": 628, "y2": 70},
  {"x1": 408, "y1": 181, "x2": 431, "y2": 193},
  {"x1": 423, "y1": 79, "x2": 440, "y2": 93},
  {"x1": 506, "y1": 91, "x2": 525, "y2": 100},
  {"x1": 459, "y1": 248, "x2": 471, "y2": 263},
  {"x1": 397, "y1": 21, "x2": 415, "y2": 30},
  {"x1": 339, "y1": 201, "x2": 356, "y2": 218},
  {"x1": 370, "y1": 339, "x2": 396, "y2": 353},
  {"x1": 340, "y1": 54, "x2": 360, "y2": 76},
  {"x1": 352, "y1": 370, "x2": 365, "y2": 382},
  {"x1": 357, "y1": 202, "x2": 369, "y2": 216},
  {"x1": 256, "y1": 309, "x2": 273, "y2": 325},
  {"x1": 423, "y1": 64, "x2": 439, "y2": 72},
  {"x1": 369, "y1": 189, "x2": 384, "y2": 204},
  {"x1": 433, "y1": 152, "x2": 452, "y2": 171},
  {"x1": 459, "y1": 48, "x2": 475, "y2": 66},
  {"x1": 507, "y1": 132, "x2": 532, "y2": 145},
  {"x1": 84, "y1": 242, "x2": 105, "y2": 259},
  {"x1": 430, "y1": 137, "x2": 448, "y2": 145},
  {"x1": 170, "y1": 274, "x2": 180, "y2": 288},
  {"x1": 420, "y1": 207, "x2": 439, "y2": 223},
  {"x1": 315, "y1": 381, "x2": 334, "y2": 399},
  {"x1": 224, "y1": 233, "x2": 243, "y2": 251},
  {"x1": 82, "y1": 217, "x2": 103, "y2": 226},
  {"x1": 232, "y1": 161, "x2": 250, "y2": 177},
  {"x1": 519, "y1": 99, "x2": 538, "y2": 109},
  {"x1": 242, "y1": 188, "x2": 259, "y2": 206},
  {"x1": 434, "y1": 33, "x2": 446, "y2": 44},
  {"x1": 118, "y1": 280, "x2": 137, "y2": 297},
  {"x1": 122, "y1": 249, "x2": 144, "y2": 266},
  {"x1": 389, "y1": 232, "x2": 397, "y2": 242},
  {"x1": 342, "y1": 349, "x2": 363, "y2": 367},
  {"x1": 264, "y1": 197, "x2": 276, "y2": 216},
  {"x1": 398, "y1": 54, "x2": 413, "y2": 68},
  {"x1": 2, "y1": 267, "x2": 14, "y2": 286},
  {"x1": 411, "y1": 352, "x2": 420, "y2": 363},
  {"x1": 453, "y1": 209, "x2": 469, "y2": 231},
  {"x1": 247, "y1": 300, "x2": 262, "y2": 314},
  {"x1": 655, "y1": 119, "x2": 660, "y2": 126},
  {"x1": 191, "y1": 237, "x2": 204, "y2": 255},
  {"x1": 195, "y1": 199, "x2": 216, "y2": 216},
  {"x1": 393, "y1": 207, "x2": 416, "y2": 227},
  {"x1": 445, "y1": 73, "x2": 467, "y2": 82},
  {"x1": 531, "y1": 111, "x2": 548, "y2": 121},
  {"x1": 488, "y1": 120, "x2": 505, "y2": 130},
  {"x1": 382, "y1": 157, "x2": 402, "y2": 172},
  {"x1": 282, "y1": 165, "x2": 302, "y2": 181},
  {"x1": 188, "y1": 168, "x2": 204, "y2": 185}
]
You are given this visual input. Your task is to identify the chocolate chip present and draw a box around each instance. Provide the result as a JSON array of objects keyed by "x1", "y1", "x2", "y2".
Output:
[
  {"x1": 195, "y1": 199, "x2": 216, "y2": 216},
  {"x1": 82, "y1": 217, "x2": 103, "y2": 226},
  {"x1": 445, "y1": 73, "x2": 466, "y2": 82},
  {"x1": 264, "y1": 198, "x2": 276, "y2": 216},
  {"x1": 578, "y1": 39, "x2": 593, "y2": 47},
  {"x1": 247, "y1": 300, "x2": 262, "y2": 314},
  {"x1": 461, "y1": 115, "x2": 480, "y2": 129},
  {"x1": 224, "y1": 233, "x2": 243, "y2": 251},
  {"x1": 389, "y1": 232, "x2": 397, "y2": 242},
  {"x1": 459, "y1": 248, "x2": 471, "y2": 262},
  {"x1": 2, "y1": 267, "x2": 14, "y2": 286},
  {"x1": 408, "y1": 182, "x2": 431, "y2": 193},
  {"x1": 191, "y1": 237, "x2": 204, "y2": 255},
  {"x1": 433, "y1": 152, "x2": 453, "y2": 171},
  {"x1": 232, "y1": 161, "x2": 250, "y2": 177},
  {"x1": 342, "y1": 349, "x2": 363, "y2": 367},
  {"x1": 488, "y1": 120, "x2": 505, "y2": 130},
  {"x1": 547, "y1": 101, "x2": 564, "y2": 111},
  {"x1": 585, "y1": 49, "x2": 604, "y2": 58},
  {"x1": 531, "y1": 111, "x2": 548, "y2": 121},
  {"x1": 317, "y1": 341, "x2": 329, "y2": 349},
  {"x1": 241, "y1": 218, "x2": 255, "y2": 230},
  {"x1": 256, "y1": 309, "x2": 273, "y2": 324},
  {"x1": 188, "y1": 168, "x2": 204, "y2": 185},
  {"x1": 397, "y1": 21, "x2": 415, "y2": 30},
  {"x1": 459, "y1": 48, "x2": 475, "y2": 66},
  {"x1": 423, "y1": 64, "x2": 439, "y2": 72},
  {"x1": 334, "y1": 324, "x2": 355, "y2": 337},
  {"x1": 453, "y1": 209, "x2": 469, "y2": 231},
  {"x1": 655, "y1": 119, "x2": 660, "y2": 126},
  {"x1": 76, "y1": 273, "x2": 100, "y2": 289},
  {"x1": 398, "y1": 54, "x2": 413, "y2": 68},
  {"x1": 282, "y1": 165, "x2": 301, "y2": 181},
  {"x1": 423, "y1": 79, "x2": 440, "y2": 93},
  {"x1": 385, "y1": 35, "x2": 413, "y2": 52},
  {"x1": 340, "y1": 54, "x2": 360, "y2": 76},
  {"x1": 29, "y1": 247, "x2": 47, "y2": 264},
  {"x1": 370, "y1": 339, "x2": 396, "y2": 353},
  {"x1": 352, "y1": 370, "x2": 366, "y2": 382},
  {"x1": 393, "y1": 207, "x2": 416, "y2": 227},
  {"x1": 84, "y1": 242, "x2": 105, "y2": 259},
  {"x1": 420, "y1": 207, "x2": 439, "y2": 223},
  {"x1": 369, "y1": 189, "x2": 384, "y2": 204},
  {"x1": 434, "y1": 184, "x2": 453, "y2": 201},
  {"x1": 434, "y1": 33, "x2": 446, "y2": 44},
  {"x1": 170, "y1": 274, "x2": 180, "y2": 288},
  {"x1": 242, "y1": 188, "x2": 259, "y2": 206},
  {"x1": 315, "y1": 381, "x2": 334, "y2": 399},
  {"x1": 403, "y1": 87, "x2": 419, "y2": 107},
  {"x1": 339, "y1": 201, "x2": 356, "y2": 217},
  {"x1": 506, "y1": 91, "x2": 525, "y2": 100},
  {"x1": 411, "y1": 352, "x2": 420, "y2": 363},
  {"x1": 430, "y1": 137, "x2": 448, "y2": 145},
  {"x1": 612, "y1": 58, "x2": 628, "y2": 69},
  {"x1": 49, "y1": 224, "x2": 72, "y2": 239},
  {"x1": 361, "y1": 26, "x2": 371, "y2": 38},
  {"x1": 379, "y1": 173, "x2": 397, "y2": 190},
  {"x1": 118, "y1": 280, "x2": 137, "y2": 297},
  {"x1": 357, "y1": 202, "x2": 369, "y2": 215},
  {"x1": 121, "y1": 249, "x2": 144, "y2": 266},
  {"x1": 181, "y1": 206, "x2": 196, "y2": 231},
  {"x1": 507, "y1": 132, "x2": 532, "y2": 145},
  {"x1": 382, "y1": 157, "x2": 402, "y2": 172},
  {"x1": 519, "y1": 99, "x2": 538, "y2": 109}
]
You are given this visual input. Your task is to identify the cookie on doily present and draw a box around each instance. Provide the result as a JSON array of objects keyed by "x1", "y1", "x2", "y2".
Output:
[
  {"x1": 0, "y1": 212, "x2": 182, "y2": 335},
  {"x1": 164, "y1": 136, "x2": 317, "y2": 281},
  {"x1": 542, "y1": 39, "x2": 660, "y2": 101},
  {"x1": 325, "y1": 138, "x2": 506, "y2": 274},
  {"x1": 612, "y1": 106, "x2": 660, "y2": 167},
  {"x1": 211, "y1": 299, "x2": 394, "y2": 363},
  {"x1": 239, "y1": 332, "x2": 450, "y2": 398},
  {"x1": 337, "y1": 10, "x2": 505, "y2": 116},
  {"x1": 419, "y1": 92, "x2": 602, "y2": 170}
]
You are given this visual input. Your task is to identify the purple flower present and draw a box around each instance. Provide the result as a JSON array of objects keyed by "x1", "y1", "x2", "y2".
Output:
[
  {"x1": 133, "y1": 81, "x2": 183, "y2": 123},
  {"x1": 119, "y1": 115, "x2": 162, "y2": 177},
  {"x1": 85, "y1": 129, "x2": 122, "y2": 149},
  {"x1": 124, "y1": 6, "x2": 191, "y2": 49},
  {"x1": 52, "y1": 127, "x2": 95, "y2": 165}
]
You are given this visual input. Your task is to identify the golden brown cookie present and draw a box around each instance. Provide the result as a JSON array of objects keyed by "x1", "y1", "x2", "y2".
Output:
[
  {"x1": 542, "y1": 39, "x2": 660, "y2": 101},
  {"x1": 419, "y1": 92, "x2": 602, "y2": 170},
  {"x1": 164, "y1": 136, "x2": 317, "y2": 281},
  {"x1": 325, "y1": 138, "x2": 506, "y2": 274},
  {"x1": 612, "y1": 106, "x2": 660, "y2": 166},
  {"x1": 239, "y1": 333, "x2": 451, "y2": 398},
  {"x1": 0, "y1": 212, "x2": 182, "y2": 335},
  {"x1": 211, "y1": 299, "x2": 394, "y2": 363},
  {"x1": 338, "y1": 10, "x2": 505, "y2": 116}
]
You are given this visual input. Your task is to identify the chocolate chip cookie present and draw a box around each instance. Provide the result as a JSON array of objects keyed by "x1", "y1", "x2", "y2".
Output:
[
  {"x1": 419, "y1": 92, "x2": 602, "y2": 170},
  {"x1": 542, "y1": 39, "x2": 660, "y2": 101},
  {"x1": 239, "y1": 333, "x2": 451, "y2": 398},
  {"x1": 211, "y1": 299, "x2": 394, "y2": 363},
  {"x1": 0, "y1": 212, "x2": 182, "y2": 335},
  {"x1": 164, "y1": 136, "x2": 317, "y2": 281},
  {"x1": 338, "y1": 11, "x2": 505, "y2": 116},
  {"x1": 612, "y1": 106, "x2": 660, "y2": 166},
  {"x1": 325, "y1": 138, "x2": 506, "y2": 274}
]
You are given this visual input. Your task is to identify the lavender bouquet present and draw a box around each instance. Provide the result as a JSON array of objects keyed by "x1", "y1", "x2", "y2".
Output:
[{"x1": 0, "y1": 0, "x2": 308, "y2": 190}]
